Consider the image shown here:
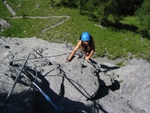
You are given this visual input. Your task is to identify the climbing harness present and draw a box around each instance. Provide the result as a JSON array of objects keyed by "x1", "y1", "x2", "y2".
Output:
[{"x1": 32, "y1": 82, "x2": 63, "y2": 113}]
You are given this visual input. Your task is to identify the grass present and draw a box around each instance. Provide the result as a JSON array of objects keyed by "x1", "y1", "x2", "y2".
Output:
[
  {"x1": 2, "y1": 17, "x2": 67, "y2": 38},
  {"x1": 0, "y1": 1, "x2": 11, "y2": 18},
  {"x1": 1, "y1": 0, "x2": 150, "y2": 62}
]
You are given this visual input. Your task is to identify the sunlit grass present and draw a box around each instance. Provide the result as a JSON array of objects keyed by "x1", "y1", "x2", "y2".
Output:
[
  {"x1": 120, "y1": 16, "x2": 141, "y2": 28},
  {"x1": 1, "y1": 0, "x2": 150, "y2": 62},
  {"x1": 2, "y1": 17, "x2": 67, "y2": 38},
  {"x1": 0, "y1": 1, "x2": 11, "y2": 18}
]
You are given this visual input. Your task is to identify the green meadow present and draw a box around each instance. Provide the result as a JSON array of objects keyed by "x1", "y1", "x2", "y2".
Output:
[{"x1": 1, "y1": 0, "x2": 150, "y2": 62}]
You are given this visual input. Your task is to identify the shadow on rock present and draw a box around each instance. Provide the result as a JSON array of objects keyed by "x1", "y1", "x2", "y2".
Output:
[
  {"x1": 1, "y1": 57, "x2": 120, "y2": 113},
  {"x1": 0, "y1": 64, "x2": 93, "y2": 113},
  {"x1": 91, "y1": 101, "x2": 109, "y2": 113},
  {"x1": 22, "y1": 66, "x2": 93, "y2": 113},
  {"x1": 89, "y1": 59, "x2": 120, "y2": 73},
  {"x1": 0, "y1": 91, "x2": 34, "y2": 113},
  {"x1": 32, "y1": 81, "x2": 92, "y2": 113},
  {"x1": 88, "y1": 79, "x2": 120, "y2": 101}
]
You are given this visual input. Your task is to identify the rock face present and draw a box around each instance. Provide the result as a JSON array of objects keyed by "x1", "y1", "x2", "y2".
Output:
[
  {"x1": 0, "y1": 36, "x2": 150, "y2": 113},
  {"x1": 0, "y1": 18, "x2": 10, "y2": 31},
  {"x1": 112, "y1": 65, "x2": 150, "y2": 113}
]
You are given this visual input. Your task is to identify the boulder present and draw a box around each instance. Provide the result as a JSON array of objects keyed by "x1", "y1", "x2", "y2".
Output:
[
  {"x1": 0, "y1": 36, "x2": 150, "y2": 113},
  {"x1": 0, "y1": 18, "x2": 10, "y2": 31}
]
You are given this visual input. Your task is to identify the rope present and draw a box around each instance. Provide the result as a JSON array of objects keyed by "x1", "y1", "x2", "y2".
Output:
[
  {"x1": 32, "y1": 82, "x2": 63, "y2": 113},
  {"x1": 58, "y1": 69, "x2": 91, "y2": 99},
  {"x1": 2, "y1": 51, "x2": 99, "y2": 111},
  {"x1": 9, "y1": 67, "x2": 39, "y2": 104}
]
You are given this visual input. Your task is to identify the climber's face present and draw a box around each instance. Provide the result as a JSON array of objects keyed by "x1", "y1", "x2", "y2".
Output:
[{"x1": 83, "y1": 41, "x2": 89, "y2": 46}]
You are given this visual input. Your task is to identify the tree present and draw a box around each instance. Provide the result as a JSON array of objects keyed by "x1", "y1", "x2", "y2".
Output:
[
  {"x1": 86, "y1": 0, "x2": 95, "y2": 19},
  {"x1": 50, "y1": 0, "x2": 54, "y2": 7},
  {"x1": 79, "y1": 0, "x2": 86, "y2": 15},
  {"x1": 135, "y1": 0, "x2": 150, "y2": 37},
  {"x1": 97, "y1": 1, "x2": 105, "y2": 26},
  {"x1": 77, "y1": 0, "x2": 143, "y2": 28},
  {"x1": 96, "y1": 0, "x2": 119, "y2": 25},
  {"x1": 61, "y1": 0, "x2": 77, "y2": 7}
]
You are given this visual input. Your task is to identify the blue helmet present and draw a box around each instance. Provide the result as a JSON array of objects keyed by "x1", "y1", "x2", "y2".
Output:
[{"x1": 81, "y1": 32, "x2": 91, "y2": 41}]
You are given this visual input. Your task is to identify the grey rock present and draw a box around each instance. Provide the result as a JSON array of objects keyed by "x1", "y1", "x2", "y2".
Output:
[
  {"x1": 0, "y1": 18, "x2": 10, "y2": 30},
  {"x1": 0, "y1": 37, "x2": 149, "y2": 113}
]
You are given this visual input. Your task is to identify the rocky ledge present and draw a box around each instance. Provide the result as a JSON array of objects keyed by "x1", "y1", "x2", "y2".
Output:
[{"x1": 0, "y1": 36, "x2": 149, "y2": 113}]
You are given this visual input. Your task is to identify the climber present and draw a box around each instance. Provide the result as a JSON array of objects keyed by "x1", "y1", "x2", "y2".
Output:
[{"x1": 66, "y1": 31, "x2": 95, "y2": 62}]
